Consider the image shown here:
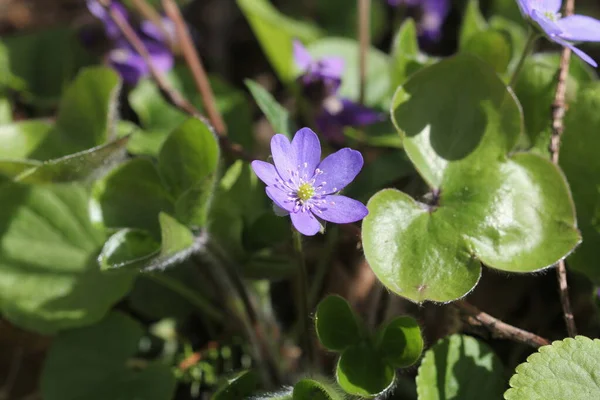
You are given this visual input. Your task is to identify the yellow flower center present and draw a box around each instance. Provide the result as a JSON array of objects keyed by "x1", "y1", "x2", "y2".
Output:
[
  {"x1": 543, "y1": 11, "x2": 559, "y2": 21},
  {"x1": 297, "y1": 182, "x2": 315, "y2": 202}
]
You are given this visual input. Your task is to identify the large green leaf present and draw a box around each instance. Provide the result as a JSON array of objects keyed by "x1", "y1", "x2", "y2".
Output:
[
  {"x1": 463, "y1": 30, "x2": 512, "y2": 74},
  {"x1": 41, "y1": 312, "x2": 176, "y2": 400},
  {"x1": 416, "y1": 334, "x2": 505, "y2": 400},
  {"x1": 561, "y1": 82, "x2": 600, "y2": 282},
  {"x1": 315, "y1": 295, "x2": 362, "y2": 352},
  {"x1": 363, "y1": 55, "x2": 580, "y2": 302},
  {"x1": 505, "y1": 336, "x2": 600, "y2": 400},
  {"x1": 308, "y1": 37, "x2": 390, "y2": 107},
  {"x1": 237, "y1": 0, "x2": 322, "y2": 83},
  {"x1": 0, "y1": 183, "x2": 135, "y2": 333},
  {"x1": 0, "y1": 120, "x2": 53, "y2": 159},
  {"x1": 93, "y1": 158, "x2": 175, "y2": 237}
]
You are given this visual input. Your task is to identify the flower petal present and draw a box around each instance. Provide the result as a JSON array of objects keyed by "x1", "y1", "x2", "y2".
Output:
[
  {"x1": 319, "y1": 57, "x2": 345, "y2": 80},
  {"x1": 552, "y1": 37, "x2": 598, "y2": 67},
  {"x1": 538, "y1": 0, "x2": 562, "y2": 14},
  {"x1": 557, "y1": 15, "x2": 600, "y2": 42},
  {"x1": 251, "y1": 160, "x2": 280, "y2": 186},
  {"x1": 290, "y1": 211, "x2": 321, "y2": 236},
  {"x1": 108, "y1": 47, "x2": 148, "y2": 84},
  {"x1": 531, "y1": 9, "x2": 563, "y2": 37},
  {"x1": 316, "y1": 148, "x2": 364, "y2": 194},
  {"x1": 291, "y1": 128, "x2": 321, "y2": 179},
  {"x1": 293, "y1": 39, "x2": 313, "y2": 72},
  {"x1": 336, "y1": 99, "x2": 384, "y2": 126},
  {"x1": 270, "y1": 134, "x2": 297, "y2": 183},
  {"x1": 316, "y1": 195, "x2": 368, "y2": 224},
  {"x1": 266, "y1": 187, "x2": 295, "y2": 212}
]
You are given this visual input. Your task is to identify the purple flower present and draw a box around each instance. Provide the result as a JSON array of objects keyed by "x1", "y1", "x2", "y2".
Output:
[
  {"x1": 387, "y1": 0, "x2": 450, "y2": 43},
  {"x1": 316, "y1": 98, "x2": 384, "y2": 143},
  {"x1": 86, "y1": 0, "x2": 174, "y2": 84},
  {"x1": 293, "y1": 40, "x2": 344, "y2": 95},
  {"x1": 251, "y1": 128, "x2": 368, "y2": 236},
  {"x1": 517, "y1": 0, "x2": 600, "y2": 67}
]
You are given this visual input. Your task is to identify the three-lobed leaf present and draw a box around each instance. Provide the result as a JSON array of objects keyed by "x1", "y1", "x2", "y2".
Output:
[
  {"x1": 315, "y1": 295, "x2": 362, "y2": 351},
  {"x1": 375, "y1": 316, "x2": 423, "y2": 368}
]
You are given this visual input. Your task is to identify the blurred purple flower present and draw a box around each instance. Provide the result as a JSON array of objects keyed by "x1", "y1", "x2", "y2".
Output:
[
  {"x1": 252, "y1": 128, "x2": 368, "y2": 236},
  {"x1": 387, "y1": 0, "x2": 450, "y2": 43},
  {"x1": 293, "y1": 40, "x2": 383, "y2": 142},
  {"x1": 86, "y1": 0, "x2": 174, "y2": 84},
  {"x1": 517, "y1": 0, "x2": 600, "y2": 67}
]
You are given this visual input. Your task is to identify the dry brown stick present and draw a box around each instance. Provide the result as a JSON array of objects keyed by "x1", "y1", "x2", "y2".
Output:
[
  {"x1": 548, "y1": 0, "x2": 577, "y2": 338},
  {"x1": 454, "y1": 300, "x2": 551, "y2": 348},
  {"x1": 98, "y1": 0, "x2": 251, "y2": 161},
  {"x1": 162, "y1": 0, "x2": 228, "y2": 136},
  {"x1": 358, "y1": 0, "x2": 370, "y2": 104}
]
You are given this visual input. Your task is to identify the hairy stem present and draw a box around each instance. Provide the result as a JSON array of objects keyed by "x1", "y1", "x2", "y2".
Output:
[
  {"x1": 549, "y1": 0, "x2": 577, "y2": 338},
  {"x1": 508, "y1": 29, "x2": 538, "y2": 88},
  {"x1": 454, "y1": 300, "x2": 550, "y2": 348},
  {"x1": 293, "y1": 229, "x2": 315, "y2": 368}
]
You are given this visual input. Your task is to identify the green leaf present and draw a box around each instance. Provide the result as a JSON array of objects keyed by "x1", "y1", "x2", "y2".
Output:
[
  {"x1": 390, "y1": 19, "x2": 432, "y2": 90},
  {"x1": 41, "y1": 312, "x2": 176, "y2": 400},
  {"x1": 99, "y1": 213, "x2": 195, "y2": 272},
  {"x1": 293, "y1": 378, "x2": 344, "y2": 400},
  {"x1": 505, "y1": 336, "x2": 600, "y2": 400},
  {"x1": 416, "y1": 334, "x2": 505, "y2": 400},
  {"x1": 308, "y1": 37, "x2": 390, "y2": 107},
  {"x1": 489, "y1": 16, "x2": 527, "y2": 72},
  {"x1": 0, "y1": 120, "x2": 53, "y2": 159},
  {"x1": 463, "y1": 29, "x2": 512, "y2": 74},
  {"x1": 213, "y1": 370, "x2": 261, "y2": 400},
  {"x1": 0, "y1": 183, "x2": 134, "y2": 333},
  {"x1": 0, "y1": 160, "x2": 41, "y2": 182},
  {"x1": 561, "y1": 82, "x2": 600, "y2": 282},
  {"x1": 336, "y1": 342, "x2": 395, "y2": 398},
  {"x1": 375, "y1": 316, "x2": 423, "y2": 368},
  {"x1": 459, "y1": 0, "x2": 488, "y2": 48},
  {"x1": 0, "y1": 98, "x2": 11, "y2": 123},
  {"x1": 245, "y1": 79, "x2": 292, "y2": 137},
  {"x1": 15, "y1": 136, "x2": 129, "y2": 183},
  {"x1": 315, "y1": 295, "x2": 362, "y2": 351},
  {"x1": 158, "y1": 118, "x2": 220, "y2": 198},
  {"x1": 514, "y1": 53, "x2": 596, "y2": 152},
  {"x1": 1, "y1": 28, "x2": 96, "y2": 108},
  {"x1": 237, "y1": 0, "x2": 323, "y2": 83},
  {"x1": 93, "y1": 158, "x2": 175, "y2": 237}
]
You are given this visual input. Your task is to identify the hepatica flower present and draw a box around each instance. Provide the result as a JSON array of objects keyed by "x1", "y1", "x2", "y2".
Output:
[
  {"x1": 293, "y1": 40, "x2": 382, "y2": 142},
  {"x1": 87, "y1": 0, "x2": 174, "y2": 84},
  {"x1": 387, "y1": 0, "x2": 450, "y2": 43},
  {"x1": 252, "y1": 128, "x2": 368, "y2": 236},
  {"x1": 517, "y1": 0, "x2": 600, "y2": 67}
]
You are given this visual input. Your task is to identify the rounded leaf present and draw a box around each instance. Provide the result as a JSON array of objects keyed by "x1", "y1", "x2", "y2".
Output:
[
  {"x1": 375, "y1": 316, "x2": 423, "y2": 368},
  {"x1": 505, "y1": 336, "x2": 600, "y2": 400},
  {"x1": 336, "y1": 342, "x2": 395, "y2": 398},
  {"x1": 293, "y1": 378, "x2": 344, "y2": 400},
  {"x1": 315, "y1": 295, "x2": 362, "y2": 351},
  {"x1": 417, "y1": 334, "x2": 504, "y2": 400}
]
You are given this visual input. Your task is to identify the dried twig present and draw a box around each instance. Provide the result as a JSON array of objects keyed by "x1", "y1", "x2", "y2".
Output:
[
  {"x1": 162, "y1": 0, "x2": 228, "y2": 136},
  {"x1": 97, "y1": 0, "x2": 251, "y2": 161},
  {"x1": 549, "y1": 0, "x2": 577, "y2": 338},
  {"x1": 454, "y1": 300, "x2": 551, "y2": 348},
  {"x1": 358, "y1": 0, "x2": 370, "y2": 104}
]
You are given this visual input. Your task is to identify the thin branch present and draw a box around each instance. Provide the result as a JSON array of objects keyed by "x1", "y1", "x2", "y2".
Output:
[
  {"x1": 358, "y1": 0, "x2": 370, "y2": 104},
  {"x1": 454, "y1": 300, "x2": 551, "y2": 348},
  {"x1": 162, "y1": 0, "x2": 228, "y2": 136},
  {"x1": 549, "y1": 0, "x2": 577, "y2": 338},
  {"x1": 98, "y1": 0, "x2": 251, "y2": 161}
]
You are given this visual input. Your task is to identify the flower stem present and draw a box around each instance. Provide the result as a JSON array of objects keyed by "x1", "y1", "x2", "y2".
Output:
[
  {"x1": 293, "y1": 229, "x2": 315, "y2": 369},
  {"x1": 509, "y1": 29, "x2": 538, "y2": 88}
]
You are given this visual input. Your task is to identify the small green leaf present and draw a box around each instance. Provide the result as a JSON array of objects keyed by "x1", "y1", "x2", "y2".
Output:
[
  {"x1": 390, "y1": 19, "x2": 431, "y2": 91},
  {"x1": 315, "y1": 295, "x2": 362, "y2": 351},
  {"x1": 213, "y1": 370, "x2": 261, "y2": 400},
  {"x1": 237, "y1": 0, "x2": 323, "y2": 83},
  {"x1": 93, "y1": 158, "x2": 175, "y2": 236},
  {"x1": 15, "y1": 136, "x2": 129, "y2": 183},
  {"x1": 463, "y1": 29, "x2": 512, "y2": 74},
  {"x1": 293, "y1": 378, "x2": 344, "y2": 400},
  {"x1": 245, "y1": 79, "x2": 292, "y2": 137},
  {"x1": 459, "y1": 0, "x2": 488, "y2": 48},
  {"x1": 561, "y1": 82, "x2": 600, "y2": 283},
  {"x1": 158, "y1": 118, "x2": 219, "y2": 198},
  {"x1": 336, "y1": 342, "x2": 395, "y2": 398},
  {"x1": 41, "y1": 312, "x2": 176, "y2": 400},
  {"x1": 417, "y1": 334, "x2": 505, "y2": 400},
  {"x1": 0, "y1": 183, "x2": 135, "y2": 333},
  {"x1": 375, "y1": 316, "x2": 423, "y2": 368},
  {"x1": 505, "y1": 336, "x2": 600, "y2": 400},
  {"x1": 308, "y1": 38, "x2": 390, "y2": 107}
]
